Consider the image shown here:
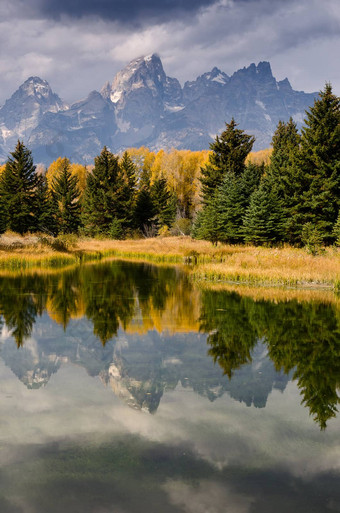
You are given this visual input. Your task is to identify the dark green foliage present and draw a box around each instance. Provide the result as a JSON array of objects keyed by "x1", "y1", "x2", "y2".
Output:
[
  {"x1": 200, "y1": 118, "x2": 255, "y2": 204},
  {"x1": 333, "y1": 214, "x2": 340, "y2": 246},
  {"x1": 82, "y1": 147, "x2": 124, "y2": 236},
  {"x1": 294, "y1": 84, "x2": 340, "y2": 243},
  {"x1": 119, "y1": 152, "x2": 138, "y2": 229},
  {"x1": 271, "y1": 117, "x2": 301, "y2": 155},
  {"x1": 200, "y1": 288, "x2": 340, "y2": 429},
  {"x1": 34, "y1": 174, "x2": 56, "y2": 235},
  {"x1": 109, "y1": 217, "x2": 124, "y2": 240},
  {"x1": 216, "y1": 164, "x2": 262, "y2": 243},
  {"x1": 51, "y1": 158, "x2": 81, "y2": 234},
  {"x1": 134, "y1": 186, "x2": 155, "y2": 233},
  {"x1": 243, "y1": 180, "x2": 285, "y2": 245},
  {"x1": 268, "y1": 118, "x2": 301, "y2": 243},
  {"x1": 151, "y1": 177, "x2": 177, "y2": 228},
  {"x1": 0, "y1": 183, "x2": 8, "y2": 234},
  {"x1": 1, "y1": 141, "x2": 38, "y2": 234},
  {"x1": 301, "y1": 222, "x2": 325, "y2": 254},
  {"x1": 191, "y1": 195, "x2": 220, "y2": 245}
]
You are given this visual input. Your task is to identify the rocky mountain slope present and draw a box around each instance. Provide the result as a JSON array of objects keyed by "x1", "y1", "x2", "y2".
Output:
[{"x1": 0, "y1": 55, "x2": 317, "y2": 165}]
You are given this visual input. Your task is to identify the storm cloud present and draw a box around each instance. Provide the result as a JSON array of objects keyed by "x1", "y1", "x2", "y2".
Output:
[
  {"x1": 6, "y1": 0, "x2": 219, "y2": 25},
  {"x1": 0, "y1": 0, "x2": 339, "y2": 105}
]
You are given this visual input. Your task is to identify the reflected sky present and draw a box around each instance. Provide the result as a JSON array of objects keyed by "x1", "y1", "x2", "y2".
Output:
[{"x1": 0, "y1": 261, "x2": 340, "y2": 512}]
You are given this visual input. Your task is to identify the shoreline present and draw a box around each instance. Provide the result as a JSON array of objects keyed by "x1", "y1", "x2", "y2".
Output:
[{"x1": 0, "y1": 234, "x2": 339, "y2": 293}]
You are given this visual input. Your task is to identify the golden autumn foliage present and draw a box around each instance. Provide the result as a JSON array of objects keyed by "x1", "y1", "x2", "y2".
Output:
[
  {"x1": 43, "y1": 147, "x2": 268, "y2": 219},
  {"x1": 127, "y1": 147, "x2": 209, "y2": 217},
  {"x1": 46, "y1": 157, "x2": 88, "y2": 194},
  {"x1": 246, "y1": 148, "x2": 272, "y2": 166}
]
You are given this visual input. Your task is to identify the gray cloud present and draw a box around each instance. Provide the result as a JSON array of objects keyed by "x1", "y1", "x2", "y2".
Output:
[
  {"x1": 7, "y1": 0, "x2": 219, "y2": 25},
  {"x1": 0, "y1": 0, "x2": 339, "y2": 106}
]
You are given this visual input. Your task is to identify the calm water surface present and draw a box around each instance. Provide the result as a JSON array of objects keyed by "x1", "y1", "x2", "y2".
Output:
[{"x1": 0, "y1": 261, "x2": 340, "y2": 512}]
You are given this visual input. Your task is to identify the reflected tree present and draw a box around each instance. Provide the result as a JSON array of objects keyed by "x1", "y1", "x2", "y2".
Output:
[
  {"x1": 200, "y1": 289, "x2": 340, "y2": 429},
  {"x1": 0, "y1": 275, "x2": 48, "y2": 347}
]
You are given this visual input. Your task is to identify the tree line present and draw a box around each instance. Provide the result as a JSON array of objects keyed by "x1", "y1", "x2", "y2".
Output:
[
  {"x1": 0, "y1": 83, "x2": 339, "y2": 246},
  {"x1": 0, "y1": 145, "x2": 179, "y2": 238},
  {"x1": 194, "y1": 84, "x2": 340, "y2": 248}
]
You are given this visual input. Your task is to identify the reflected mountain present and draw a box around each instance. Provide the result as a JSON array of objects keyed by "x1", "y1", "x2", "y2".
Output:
[
  {"x1": 201, "y1": 289, "x2": 340, "y2": 429},
  {"x1": 0, "y1": 261, "x2": 340, "y2": 428}
]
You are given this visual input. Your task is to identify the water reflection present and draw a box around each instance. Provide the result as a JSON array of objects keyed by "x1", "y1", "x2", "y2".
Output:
[
  {"x1": 200, "y1": 289, "x2": 340, "y2": 428},
  {"x1": 0, "y1": 261, "x2": 339, "y2": 428}
]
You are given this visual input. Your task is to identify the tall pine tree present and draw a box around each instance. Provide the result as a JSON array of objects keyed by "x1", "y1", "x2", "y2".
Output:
[
  {"x1": 52, "y1": 158, "x2": 81, "y2": 234},
  {"x1": 200, "y1": 119, "x2": 254, "y2": 204},
  {"x1": 151, "y1": 177, "x2": 177, "y2": 228},
  {"x1": 0, "y1": 180, "x2": 8, "y2": 234},
  {"x1": 268, "y1": 118, "x2": 301, "y2": 243},
  {"x1": 134, "y1": 186, "x2": 155, "y2": 233},
  {"x1": 35, "y1": 174, "x2": 56, "y2": 235},
  {"x1": 119, "y1": 151, "x2": 138, "y2": 230},
  {"x1": 82, "y1": 147, "x2": 124, "y2": 236},
  {"x1": 294, "y1": 84, "x2": 340, "y2": 243},
  {"x1": 216, "y1": 164, "x2": 262, "y2": 243},
  {"x1": 1, "y1": 141, "x2": 38, "y2": 235},
  {"x1": 243, "y1": 179, "x2": 285, "y2": 246}
]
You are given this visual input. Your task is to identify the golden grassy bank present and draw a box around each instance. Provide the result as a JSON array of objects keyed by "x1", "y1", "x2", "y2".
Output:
[
  {"x1": 0, "y1": 233, "x2": 339, "y2": 290},
  {"x1": 79, "y1": 237, "x2": 340, "y2": 289}
]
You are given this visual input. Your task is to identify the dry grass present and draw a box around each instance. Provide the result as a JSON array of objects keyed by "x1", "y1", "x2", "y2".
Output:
[
  {"x1": 197, "y1": 281, "x2": 340, "y2": 307},
  {"x1": 0, "y1": 233, "x2": 340, "y2": 290},
  {"x1": 191, "y1": 247, "x2": 340, "y2": 287},
  {"x1": 77, "y1": 237, "x2": 340, "y2": 288}
]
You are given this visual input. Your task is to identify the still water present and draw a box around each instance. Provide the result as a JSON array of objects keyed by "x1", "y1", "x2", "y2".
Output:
[{"x1": 0, "y1": 260, "x2": 340, "y2": 512}]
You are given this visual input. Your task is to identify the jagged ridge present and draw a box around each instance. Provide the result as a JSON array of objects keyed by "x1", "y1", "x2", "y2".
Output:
[{"x1": 0, "y1": 55, "x2": 317, "y2": 164}]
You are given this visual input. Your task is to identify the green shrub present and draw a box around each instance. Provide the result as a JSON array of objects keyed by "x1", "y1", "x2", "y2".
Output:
[
  {"x1": 109, "y1": 218, "x2": 124, "y2": 240},
  {"x1": 301, "y1": 223, "x2": 324, "y2": 255}
]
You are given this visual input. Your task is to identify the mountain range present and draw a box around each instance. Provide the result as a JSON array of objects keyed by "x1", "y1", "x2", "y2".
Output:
[{"x1": 0, "y1": 54, "x2": 317, "y2": 166}]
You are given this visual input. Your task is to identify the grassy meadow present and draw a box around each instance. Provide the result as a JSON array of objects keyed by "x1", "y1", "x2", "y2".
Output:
[{"x1": 0, "y1": 232, "x2": 339, "y2": 292}]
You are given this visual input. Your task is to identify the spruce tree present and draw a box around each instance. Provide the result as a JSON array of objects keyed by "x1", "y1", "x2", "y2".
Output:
[
  {"x1": 35, "y1": 174, "x2": 56, "y2": 235},
  {"x1": 200, "y1": 119, "x2": 255, "y2": 204},
  {"x1": 119, "y1": 151, "x2": 138, "y2": 230},
  {"x1": 51, "y1": 158, "x2": 81, "y2": 234},
  {"x1": 295, "y1": 84, "x2": 340, "y2": 243},
  {"x1": 191, "y1": 195, "x2": 220, "y2": 245},
  {"x1": 216, "y1": 164, "x2": 262, "y2": 243},
  {"x1": 268, "y1": 118, "x2": 301, "y2": 243},
  {"x1": 134, "y1": 186, "x2": 155, "y2": 233},
  {"x1": 151, "y1": 177, "x2": 177, "y2": 228},
  {"x1": 1, "y1": 141, "x2": 38, "y2": 234},
  {"x1": 0, "y1": 181, "x2": 8, "y2": 234},
  {"x1": 243, "y1": 180, "x2": 285, "y2": 246},
  {"x1": 82, "y1": 147, "x2": 123, "y2": 236},
  {"x1": 333, "y1": 213, "x2": 340, "y2": 246}
]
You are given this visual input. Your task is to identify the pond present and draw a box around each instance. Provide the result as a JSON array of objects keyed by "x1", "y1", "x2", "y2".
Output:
[{"x1": 0, "y1": 260, "x2": 340, "y2": 512}]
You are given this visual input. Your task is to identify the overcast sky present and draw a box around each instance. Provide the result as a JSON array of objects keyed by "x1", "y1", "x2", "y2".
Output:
[{"x1": 0, "y1": 0, "x2": 339, "y2": 104}]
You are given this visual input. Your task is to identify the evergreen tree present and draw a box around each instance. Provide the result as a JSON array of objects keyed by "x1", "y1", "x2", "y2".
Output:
[
  {"x1": 332, "y1": 213, "x2": 340, "y2": 246},
  {"x1": 34, "y1": 174, "x2": 56, "y2": 234},
  {"x1": 243, "y1": 180, "x2": 285, "y2": 246},
  {"x1": 1, "y1": 141, "x2": 38, "y2": 234},
  {"x1": 216, "y1": 164, "x2": 262, "y2": 243},
  {"x1": 0, "y1": 181, "x2": 8, "y2": 234},
  {"x1": 134, "y1": 186, "x2": 155, "y2": 233},
  {"x1": 82, "y1": 147, "x2": 123, "y2": 236},
  {"x1": 191, "y1": 195, "x2": 220, "y2": 245},
  {"x1": 268, "y1": 118, "x2": 301, "y2": 243},
  {"x1": 119, "y1": 151, "x2": 138, "y2": 229},
  {"x1": 294, "y1": 84, "x2": 340, "y2": 243},
  {"x1": 151, "y1": 177, "x2": 177, "y2": 227},
  {"x1": 200, "y1": 119, "x2": 255, "y2": 204},
  {"x1": 51, "y1": 158, "x2": 81, "y2": 234}
]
